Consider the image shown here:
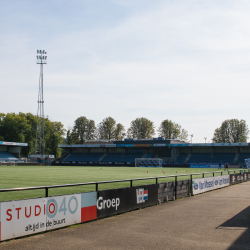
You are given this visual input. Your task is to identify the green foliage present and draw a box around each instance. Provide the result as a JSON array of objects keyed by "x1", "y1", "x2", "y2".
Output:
[
  {"x1": 0, "y1": 112, "x2": 65, "y2": 158},
  {"x1": 96, "y1": 116, "x2": 116, "y2": 140},
  {"x1": 114, "y1": 123, "x2": 126, "y2": 140},
  {"x1": 158, "y1": 119, "x2": 188, "y2": 141},
  {"x1": 45, "y1": 120, "x2": 66, "y2": 157},
  {"x1": 127, "y1": 117, "x2": 155, "y2": 139},
  {"x1": 0, "y1": 113, "x2": 5, "y2": 140},
  {"x1": 66, "y1": 129, "x2": 73, "y2": 145},
  {"x1": 71, "y1": 116, "x2": 96, "y2": 144},
  {"x1": 212, "y1": 119, "x2": 249, "y2": 143},
  {"x1": 96, "y1": 117, "x2": 125, "y2": 140}
]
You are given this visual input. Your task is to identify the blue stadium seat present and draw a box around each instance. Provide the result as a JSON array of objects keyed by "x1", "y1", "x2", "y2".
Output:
[
  {"x1": 237, "y1": 153, "x2": 250, "y2": 165},
  {"x1": 0, "y1": 151, "x2": 18, "y2": 162},
  {"x1": 186, "y1": 153, "x2": 235, "y2": 165},
  {"x1": 175, "y1": 153, "x2": 188, "y2": 164},
  {"x1": 64, "y1": 153, "x2": 103, "y2": 162}
]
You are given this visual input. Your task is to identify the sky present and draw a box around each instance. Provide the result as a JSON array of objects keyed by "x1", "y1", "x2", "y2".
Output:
[{"x1": 1, "y1": 0, "x2": 250, "y2": 143}]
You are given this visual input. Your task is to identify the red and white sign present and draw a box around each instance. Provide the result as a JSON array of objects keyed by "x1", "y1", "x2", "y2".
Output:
[
  {"x1": 0, "y1": 194, "x2": 81, "y2": 241},
  {"x1": 0, "y1": 198, "x2": 46, "y2": 241}
]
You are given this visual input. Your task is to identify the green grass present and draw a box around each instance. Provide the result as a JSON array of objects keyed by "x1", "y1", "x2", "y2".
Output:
[{"x1": 0, "y1": 166, "x2": 242, "y2": 202}]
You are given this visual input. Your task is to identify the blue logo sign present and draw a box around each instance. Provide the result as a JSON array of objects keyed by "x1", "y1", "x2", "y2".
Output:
[
  {"x1": 215, "y1": 180, "x2": 218, "y2": 185},
  {"x1": 193, "y1": 183, "x2": 198, "y2": 190}
]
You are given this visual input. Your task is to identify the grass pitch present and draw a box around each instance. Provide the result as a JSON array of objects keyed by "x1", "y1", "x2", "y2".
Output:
[{"x1": 0, "y1": 165, "x2": 240, "y2": 202}]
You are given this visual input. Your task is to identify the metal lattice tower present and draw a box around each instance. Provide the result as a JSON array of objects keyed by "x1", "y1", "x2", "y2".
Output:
[{"x1": 35, "y1": 50, "x2": 47, "y2": 155}]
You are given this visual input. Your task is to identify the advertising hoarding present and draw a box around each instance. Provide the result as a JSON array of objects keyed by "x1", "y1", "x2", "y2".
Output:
[
  {"x1": 81, "y1": 192, "x2": 97, "y2": 223},
  {"x1": 97, "y1": 185, "x2": 158, "y2": 218},
  {"x1": 45, "y1": 194, "x2": 81, "y2": 231},
  {"x1": 0, "y1": 141, "x2": 28, "y2": 146},
  {"x1": 0, "y1": 198, "x2": 47, "y2": 241},
  {"x1": 0, "y1": 192, "x2": 97, "y2": 241},
  {"x1": 192, "y1": 175, "x2": 230, "y2": 195},
  {"x1": 190, "y1": 165, "x2": 219, "y2": 168}
]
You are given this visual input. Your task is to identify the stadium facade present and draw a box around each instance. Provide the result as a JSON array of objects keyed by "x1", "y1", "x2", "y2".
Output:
[{"x1": 55, "y1": 138, "x2": 250, "y2": 167}]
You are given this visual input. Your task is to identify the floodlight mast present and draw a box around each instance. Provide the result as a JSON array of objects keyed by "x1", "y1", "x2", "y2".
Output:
[{"x1": 35, "y1": 50, "x2": 47, "y2": 156}]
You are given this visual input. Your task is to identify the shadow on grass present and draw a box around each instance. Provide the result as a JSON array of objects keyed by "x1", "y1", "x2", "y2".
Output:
[{"x1": 216, "y1": 206, "x2": 250, "y2": 249}]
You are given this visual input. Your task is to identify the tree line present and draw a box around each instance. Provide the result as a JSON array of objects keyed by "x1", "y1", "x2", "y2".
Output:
[
  {"x1": 66, "y1": 116, "x2": 189, "y2": 144},
  {"x1": 0, "y1": 112, "x2": 248, "y2": 158},
  {"x1": 67, "y1": 116, "x2": 249, "y2": 144}
]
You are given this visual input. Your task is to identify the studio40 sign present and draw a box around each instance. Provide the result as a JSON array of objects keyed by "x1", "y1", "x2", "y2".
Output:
[
  {"x1": 0, "y1": 194, "x2": 81, "y2": 241},
  {"x1": 45, "y1": 194, "x2": 81, "y2": 230}
]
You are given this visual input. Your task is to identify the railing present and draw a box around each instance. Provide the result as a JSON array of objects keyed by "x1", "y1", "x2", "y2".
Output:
[{"x1": 0, "y1": 170, "x2": 247, "y2": 199}]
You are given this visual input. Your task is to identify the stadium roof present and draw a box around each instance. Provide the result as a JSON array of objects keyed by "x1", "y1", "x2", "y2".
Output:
[
  {"x1": 0, "y1": 141, "x2": 28, "y2": 147},
  {"x1": 59, "y1": 139, "x2": 249, "y2": 148}
]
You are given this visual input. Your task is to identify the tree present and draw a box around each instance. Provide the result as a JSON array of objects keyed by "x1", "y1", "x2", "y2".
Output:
[
  {"x1": 71, "y1": 116, "x2": 96, "y2": 143},
  {"x1": 179, "y1": 128, "x2": 189, "y2": 141},
  {"x1": 0, "y1": 113, "x2": 6, "y2": 141},
  {"x1": 45, "y1": 120, "x2": 66, "y2": 158},
  {"x1": 0, "y1": 113, "x2": 26, "y2": 143},
  {"x1": 114, "y1": 123, "x2": 126, "y2": 140},
  {"x1": 66, "y1": 128, "x2": 73, "y2": 145},
  {"x1": 96, "y1": 117, "x2": 117, "y2": 140},
  {"x1": 127, "y1": 117, "x2": 155, "y2": 139},
  {"x1": 212, "y1": 119, "x2": 249, "y2": 143},
  {"x1": 158, "y1": 119, "x2": 188, "y2": 141},
  {"x1": 0, "y1": 112, "x2": 38, "y2": 155},
  {"x1": 19, "y1": 112, "x2": 37, "y2": 156}
]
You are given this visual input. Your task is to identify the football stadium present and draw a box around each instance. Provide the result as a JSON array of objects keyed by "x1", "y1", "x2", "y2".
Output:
[
  {"x1": 1, "y1": 117, "x2": 250, "y2": 243},
  {"x1": 0, "y1": 139, "x2": 250, "y2": 243},
  {"x1": 1, "y1": 1, "x2": 250, "y2": 248}
]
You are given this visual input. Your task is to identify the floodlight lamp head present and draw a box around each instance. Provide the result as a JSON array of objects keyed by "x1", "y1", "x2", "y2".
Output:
[{"x1": 36, "y1": 49, "x2": 47, "y2": 64}]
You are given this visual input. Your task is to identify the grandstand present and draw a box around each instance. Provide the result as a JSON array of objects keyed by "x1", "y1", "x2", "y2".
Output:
[
  {"x1": 0, "y1": 151, "x2": 18, "y2": 162},
  {"x1": 55, "y1": 139, "x2": 250, "y2": 167},
  {"x1": 0, "y1": 141, "x2": 28, "y2": 164}
]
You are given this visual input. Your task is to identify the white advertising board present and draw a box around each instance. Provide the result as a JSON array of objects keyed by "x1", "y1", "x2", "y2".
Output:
[
  {"x1": 0, "y1": 194, "x2": 81, "y2": 241},
  {"x1": 192, "y1": 175, "x2": 230, "y2": 195},
  {"x1": 45, "y1": 194, "x2": 81, "y2": 231},
  {"x1": 0, "y1": 198, "x2": 46, "y2": 241}
]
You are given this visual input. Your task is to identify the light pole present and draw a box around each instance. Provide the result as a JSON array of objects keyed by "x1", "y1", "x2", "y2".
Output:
[
  {"x1": 190, "y1": 134, "x2": 193, "y2": 143},
  {"x1": 204, "y1": 137, "x2": 207, "y2": 143},
  {"x1": 35, "y1": 50, "x2": 47, "y2": 156}
]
